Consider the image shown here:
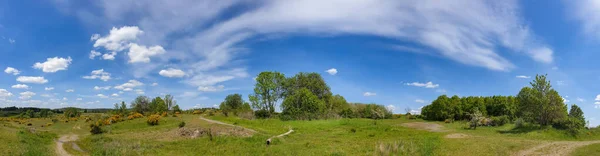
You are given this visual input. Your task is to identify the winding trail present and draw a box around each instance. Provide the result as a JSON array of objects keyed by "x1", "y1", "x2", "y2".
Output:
[
  {"x1": 199, "y1": 116, "x2": 257, "y2": 133},
  {"x1": 514, "y1": 140, "x2": 600, "y2": 156},
  {"x1": 55, "y1": 134, "x2": 79, "y2": 156}
]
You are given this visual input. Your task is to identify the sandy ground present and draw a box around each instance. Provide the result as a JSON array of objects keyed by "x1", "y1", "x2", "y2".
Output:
[
  {"x1": 401, "y1": 122, "x2": 447, "y2": 132},
  {"x1": 199, "y1": 116, "x2": 257, "y2": 133},
  {"x1": 445, "y1": 133, "x2": 470, "y2": 139},
  {"x1": 55, "y1": 134, "x2": 79, "y2": 156},
  {"x1": 514, "y1": 140, "x2": 600, "y2": 156}
]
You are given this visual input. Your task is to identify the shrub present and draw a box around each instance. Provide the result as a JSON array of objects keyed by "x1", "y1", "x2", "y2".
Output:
[
  {"x1": 553, "y1": 117, "x2": 585, "y2": 136},
  {"x1": 147, "y1": 115, "x2": 161, "y2": 126},
  {"x1": 350, "y1": 128, "x2": 356, "y2": 133},
  {"x1": 161, "y1": 112, "x2": 168, "y2": 117},
  {"x1": 444, "y1": 119, "x2": 453, "y2": 123},
  {"x1": 178, "y1": 121, "x2": 186, "y2": 128},
  {"x1": 491, "y1": 116, "x2": 509, "y2": 126},
  {"x1": 193, "y1": 110, "x2": 202, "y2": 114},
  {"x1": 339, "y1": 108, "x2": 355, "y2": 118},
  {"x1": 515, "y1": 118, "x2": 525, "y2": 128},
  {"x1": 51, "y1": 119, "x2": 58, "y2": 123},
  {"x1": 90, "y1": 124, "x2": 103, "y2": 135},
  {"x1": 255, "y1": 109, "x2": 270, "y2": 119}
]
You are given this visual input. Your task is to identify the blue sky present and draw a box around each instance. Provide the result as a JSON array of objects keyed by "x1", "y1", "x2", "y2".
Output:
[{"x1": 1, "y1": 0, "x2": 600, "y2": 126}]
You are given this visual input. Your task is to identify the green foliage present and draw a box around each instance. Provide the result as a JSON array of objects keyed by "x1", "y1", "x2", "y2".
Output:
[
  {"x1": 490, "y1": 115, "x2": 509, "y2": 126},
  {"x1": 178, "y1": 121, "x2": 186, "y2": 128},
  {"x1": 172, "y1": 105, "x2": 182, "y2": 113},
  {"x1": 569, "y1": 104, "x2": 585, "y2": 127},
  {"x1": 90, "y1": 124, "x2": 104, "y2": 134},
  {"x1": 249, "y1": 71, "x2": 286, "y2": 114},
  {"x1": 553, "y1": 117, "x2": 585, "y2": 136},
  {"x1": 150, "y1": 97, "x2": 168, "y2": 113},
  {"x1": 421, "y1": 95, "x2": 517, "y2": 121},
  {"x1": 131, "y1": 96, "x2": 150, "y2": 114},
  {"x1": 281, "y1": 88, "x2": 326, "y2": 120},
  {"x1": 327, "y1": 94, "x2": 350, "y2": 116},
  {"x1": 164, "y1": 94, "x2": 175, "y2": 111},
  {"x1": 283, "y1": 72, "x2": 332, "y2": 100},
  {"x1": 219, "y1": 94, "x2": 246, "y2": 116},
  {"x1": 254, "y1": 109, "x2": 271, "y2": 119},
  {"x1": 63, "y1": 107, "x2": 81, "y2": 118},
  {"x1": 517, "y1": 74, "x2": 568, "y2": 126},
  {"x1": 469, "y1": 108, "x2": 483, "y2": 129}
]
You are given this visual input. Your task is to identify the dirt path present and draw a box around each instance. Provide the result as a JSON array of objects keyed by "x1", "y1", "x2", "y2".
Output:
[
  {"x1": 55, "y1": 134, "x2": 79, "y2": 156},
  {"x1": 401, "y1": 122, "x2": 447, "y2": 132},
  {"x1": 199, "y1": 116, "x2": 257, "y2": 133},
  {"x1": 514, "y1": 140, "x2": 600, "y2": 156}
]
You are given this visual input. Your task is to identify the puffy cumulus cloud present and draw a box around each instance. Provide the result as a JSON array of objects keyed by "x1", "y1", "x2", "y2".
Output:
[
  {"x1": 94, "y1": 86, "x2": 111, "y2": 90},
  {"x1": 415, "y1": 99, "x2": 426, "y2": 104},
  {"x1": 516, "y1": 75, "x2": 531, "y2": 79},
  {"x1": 19, "y1": 91, "x2": 36, "y2": 100},
  {"x1": 4, "y1": 67, "x2": 20, "y2": 75},
  {"x1": 159, "y1": 68, "x2": 186, "y2": 78},
  {"x1": 33, "y1": 57, "x2": 72, "y2": 73},
  {"x1": 405, "y1": 82, "x2": 439, "y2": 88},
  {"x1": 11, "y1": 84, "x2": 29, "y2": 89},
  {"x1": 325, "y1": 68, "x2": 338, "y2": 75},
  {"x1": 595, "y1": 94, "x2": 600, "y2": 108},
  {"x1": 45, "y1": 87, "x2": 54, "y2": 91},
  {"x1": 92, "y1": 26, "x2": 143, "y2": 51},
  {"x1": 128, "y1": 43, "x2": 165, "y2": 63},
  {"x1": 386, "y1": 105, "x2": 396, "y2": 112},
  {"x1": 363, "y1": 92, "x2": 376, "y2": 96},
  {"x1": 65, "y1": 89, "x2": 74, "y2": 93},
  {"x1": 17, "y1": 76, "x2": 48, "y2": 84},
  {"x1": 0, "y1": 89, "x2": 13, "y2": 98},
  {"x1": 97, "y1": 94, "x2": 109, "y2": 98},
  {"x1": 114, "y1": 80, "x2": 144, "y2": 90},
  {"x1": 82, "y1": 69, "x2": 112, "y2": 81},
  {"x1": 89, "y1": 50, "x2": 101, "y2": 59},
  {"x1": 102, "y1": 51, "x2": 117, "y2": 60},
  {"x1": 198, "y1": 85, "x2": 224, "y2": 92}
]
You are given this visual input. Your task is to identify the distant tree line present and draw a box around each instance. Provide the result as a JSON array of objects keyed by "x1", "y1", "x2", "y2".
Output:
[
  {"x1": 129, "y1": 94, "x2": 181, "y2": 115},
  {"x1": 421, "y1": 74, "x2": 586, "y2": 134}
]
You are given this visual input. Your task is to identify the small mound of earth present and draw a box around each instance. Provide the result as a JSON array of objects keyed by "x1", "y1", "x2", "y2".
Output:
[
  {"x1": 401, "y1": 122, "x2": 446, "y2": 132},
  {"x1": 445, "y1": 133, "x2": 470, "y2": 139}
]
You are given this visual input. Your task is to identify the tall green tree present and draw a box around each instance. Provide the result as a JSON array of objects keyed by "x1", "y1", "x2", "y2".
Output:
[
  {"x1": 569, "y1": 104, "x2": 585, "y2": 126},
  {"x1": 327, "y1": 94, "x2": 349, "y2": 114},
  {"x1": 517, "y1": 74, "x2": 567, "y2": 126},
  {"x1": 249, "y1": 71, "x2": 286, "y2": 113},
  {"x1": 281, "y1": 88, "x2": 326, "y2": 120},
  {"x1": 284, "y1": 72, "x2": 332, "y2": 100},
  {"x1": 150, "y1": 97, "x2": 167, "y2": 113},
  {"x1": 219, "y1": 94, "x2": 245, "y2": 116},
  {"x1": 164, "y1": 94, "x2": 175, "y2": 110},
  {"x1": 131, "y1": 96, "x2": 150, "y2": 114}
]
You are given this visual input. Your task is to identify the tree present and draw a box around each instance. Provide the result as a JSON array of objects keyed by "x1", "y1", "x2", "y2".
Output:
[
  {"x1": 63, "y1": 107, "x2": 81, "y2": 118},
  {"x1": 517, "y1": 74, "x2": 568, "y2": 126},
  {"x1": 150, "y1": 97, "x2": 167, "y2": 113},
  {"x1": 249, "y1": 71, "x2": 286, "y2": 113},
  {"x1": 131, "y1": 96, "x2": 150, "y2": 114},
  {"x1": 281, "y1": 88, "x2": 326, "y2": 120},
  {"x1": 220, "y1": 94, "x2": 245, "y2": 116},
  {"x1": 469, "y1": 108, "x2": 483, "y2": 130},
  {"x1": 164, "y1": 94, "x2": 175, "y2": 110},
  {"x1": 120, "y1": 101, "x2": 128, "y2": 115},
  {"x1": 569, "y1": 104, "x2": 585, "y2": 127},
  {"x1": 284, "y1": 72, "x2": 332, "y2": 100},
  {"x1": 172, "y1": 105, "x2": 182, "y2": 113},
  {"x1": 327, "y1": 94, "x2": 349, "y2": 114}
]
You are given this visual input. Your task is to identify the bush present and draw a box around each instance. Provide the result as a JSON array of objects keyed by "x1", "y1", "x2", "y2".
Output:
[
  {"x1": 254, "y1": 109, "x2": 271, "y2": 119},
  {"x1": 490, "y1": 116, "x2": 509, "y2": 126},
  {"x1": 178, "y1": 121, "x2": 186, "y2": 128},
  {"x1": 515, "y1": 118, "x2": 525, "y2": 128},
  {"x1": 553, "y1": 117, "x2": 585, "y2": 136},
  {"x1": 161, "y1": 112, "x2": 168, "y2": 117},
  {"x1": 90, "y1": 124, "x2": 103, "y2": 135},
  {"x1": 147, "y1": 115, "x2": 161, "y2": 126},
  {"x1": 339, "y1": 108, "x2": 355, "y2": 118},
  {"x1": 444, "y1": 119, "x2": 453, "y2": 123}
]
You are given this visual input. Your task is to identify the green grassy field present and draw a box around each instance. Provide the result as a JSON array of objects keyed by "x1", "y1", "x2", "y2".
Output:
[{"x1": 1, "y1": 114, "x2": 600, "y2": 156}]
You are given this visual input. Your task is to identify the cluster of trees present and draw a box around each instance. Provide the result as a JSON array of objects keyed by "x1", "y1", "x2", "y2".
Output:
[
  {"x1": 421, "y1": 74, "x2": 586, "y2": 134},
  {"x1": 421, "y1": 95, "x2": 518, "y2": 121},
  {"x1": 218, "y1": 94, "x2": 251, "y2": 116},
  {"x1": 129, "y1": 94, "x2": 181, "y2": 115},
  {"x1": 0, "y1": 107, "x2": 54, "y2": 117},
  {"x1": 244, "y1": 71, "x2": 390, "y2": 120}
]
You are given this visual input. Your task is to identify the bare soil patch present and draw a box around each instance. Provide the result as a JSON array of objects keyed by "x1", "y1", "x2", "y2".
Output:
[
  {"x1": 514, "y1": 140, "x2": 600, "y2": 156},
  {"x1": 401, "y1": 122, "x2": 447, "y2": 132},
  {"x1": 55, "y1": 134, "x2": 79, "y2": 156},
  {"x1": 445, "y1": 133, "x2": 470, "y2": 139}
]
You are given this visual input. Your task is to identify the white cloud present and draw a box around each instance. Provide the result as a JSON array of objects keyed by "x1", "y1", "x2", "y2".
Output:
[
  {"x1": 135, "y1": 89, "x2": 145, "y2": 95},
  {"x1": 93, "y1": 26, "x2": 143, "y2": 51},
  {"x1": 325, "y1": 68, "x2": 338, "y2": 75},
  {"x1": 516, "y1": 75, "x2": 531, "y2": 79},
  {"x1": 405, "y1": 82, "x2": 439, "y2": 88},
  {"x1": 89, "y1": 50, "x2": 101, "y2": 59},
  {"x1": 386, "y1": 105, "x2": 395, "y2": 112},
  {"x1": 114, "y1": 80, "x2": 144, "y2": 90},
  {"x1": 571, "y1": 0, "x2": 600, "y2": 40},
  {"x1": 415, "y1": 99, "x2": 426, "y2": 104},
  {"x1": 528, "y1": 47, "x2": 553, "y2": 64},
  {"x1": 595, "y1": 94, "x2": 600, "y2": 101},
  {"x1": 4, "y1": 67, "x2": 20, "y2": 75},
  {"x1": 8, "y1": 38, "x2": 15, "y2": 44},
  {"x1": 111, "y1": 93, "x2": 119, "y2": 97},
  {"x1": 63, "y1": 97, "x2": 68, "y2": 101},
  {"x1": 159, "y1": 68, "x2": 186, "y2": 78},
  {"x1": 19, "y1": 91, "x2": 36, "y2": 100},
  {"x1": 17, "y1": 76, "x2": 48, "y2": 84},
  {"x1": 97, "y1": 94, "x2": 108, "y2": 98},
  {"x1": 363, "y1": 92, "x2": 376, "y2": 96},
  {"x1": 563, "y1": 97, "x2": 570, "y2": 103},
  {"x1": 76, "y1": 98, "x2": 82, "y2": 101},
  {"x1": 151, "y1": 83, "x2": 158, "y2": 86},
  {"x1": 94, "y1": 86, "x2": 111, "y2": 90},
  {"x1": 102, "y1": 51, "x2": 117, "y2": 60},
  {"x1": 128, "y1": 43, "x2": 166, "y2": 63},
  {"x1": 577, "y1": 97, "x2": 585, "y2": 102},
  {"x1": 0, "y1": 89, "x2": 13, "y2": 98},
  {"x1": 198, "y1": 85, "x2": 224, "y2": 92},
  {"x1": 82, "y1": 69, "x2": 112, "y2": 81},
  {"x1": 40, "y1": 94, "x2": 52, "y2": 98},
  {"x1": 33, "y1": 57, "x2": 72, "y2": 73},
  {"x1": 11, "y1": 84, "x2": 29, "y2": 89},
  {"x1": 45, "y1": 87, "x2": 54, "y2": 91}
]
